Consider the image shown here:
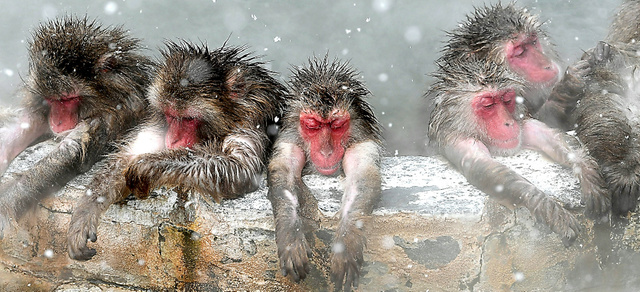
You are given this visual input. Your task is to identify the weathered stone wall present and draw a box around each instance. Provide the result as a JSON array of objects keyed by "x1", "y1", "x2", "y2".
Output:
[{"x1": 1, "y1": 140, "x2": 639, "y2": 291}]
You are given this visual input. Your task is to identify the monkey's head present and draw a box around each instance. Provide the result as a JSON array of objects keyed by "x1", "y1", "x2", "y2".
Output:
[
  {"x1": 443, "y1": 3, "x2": 559, "y2": 87},
  {"x1": 26, "y1": 16, "x2": 148, "y2": 134},
  {"x1": 429, "y1": 58, "x2": 526, "y2": 156},
  {"x1": 149, "y1": 41, "x2": 284, "y2": 149},
  {"x1": 287, "y1": 57, "x2": 380, "y2": 175}
]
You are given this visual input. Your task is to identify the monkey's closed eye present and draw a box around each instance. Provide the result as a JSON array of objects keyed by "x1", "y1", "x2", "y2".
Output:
[
  {"x1": 512, "y1": 46, "x2": 525, "y2": 58},
  {"x1": 303, "y1": 119, "x2": 321, "y2": 130},
  {"x1": 331, "y1": 120, "x2": 347, "y2": 129}
]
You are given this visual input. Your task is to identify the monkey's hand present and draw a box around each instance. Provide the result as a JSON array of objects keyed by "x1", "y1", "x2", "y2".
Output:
[
  {"x1": 577, "y1": 156, "x2": 610, "y2": 221},
  {"x1": 581, "y1": 41, "x2": 612, "y2": 66},
  {"x1": 276, "y1": 224, "x2": 312, "y2": 282},
  {"x1": 330, "y1": 227, "x2": 365, "y2": 291},
  {"x1": 269, "y1": 186, "x2": 312, "y2": 282},
  {"x1": 67, "y1": 204, "x2": 99, "y2": 261}
]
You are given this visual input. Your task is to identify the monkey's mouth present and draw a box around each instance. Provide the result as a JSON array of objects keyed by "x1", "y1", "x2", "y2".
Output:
[
  {"x1": 315, "y1": 164, "x2": 340, "y2": 176},
  {"x1": 493, "y1": 137, "x2": 520, "y2": 149}
]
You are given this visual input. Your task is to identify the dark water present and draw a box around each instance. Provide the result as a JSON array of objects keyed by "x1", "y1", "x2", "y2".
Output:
[{"x1": 0, "y1": 0, "x2": 615, "y2": 155}]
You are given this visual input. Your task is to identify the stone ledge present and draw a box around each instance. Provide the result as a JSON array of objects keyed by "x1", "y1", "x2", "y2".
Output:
[{"x1": 0, "y1": 140, "x2": 638, "y2": 291}]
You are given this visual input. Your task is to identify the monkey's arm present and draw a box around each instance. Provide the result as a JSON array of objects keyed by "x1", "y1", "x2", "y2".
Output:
[
  {"x1": 443, "y1": 139, "x2": 581, "y2": 244},
  {"x1": 536, "y1": 42, "x2": 613, "y2": 130},
  {"x1": 0, "y1": 119, "x2": 113, "y2": 236},
  {"x1": 68, "y1": 123, "x2": 166, "y2": 261},
  {"x1": 125, "y1": 128, "x2": 267, "y2": 202},
  {"x1": 535, "y1": 61, "x2": 590, "y2": 130},
  {"x1": 0, "y1": 109, "x2": 49, "y2": 175},
  {"x1": 67, "y1": 155, "x2": 128, "y2": 260},
  {"x1": 331, "y1": 140, "x2": 382, "y2": 290},
  {"x1": 267, "y1": 141, "x2": 316, "y2": 281},
  {"x1": 522, "y1": 119, "x2": 609, "y2": 219}
]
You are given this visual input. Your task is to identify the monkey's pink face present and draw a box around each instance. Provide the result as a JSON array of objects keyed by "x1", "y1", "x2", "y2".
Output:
[
  {"x1": 505, "y1": 33, "x2": 559, "y2": 85},
  {"x1": 300, "y1": 110, "x2": 351, "y2": 176},
  {"x1": 472, "y1": 89, "x2": 521, "y2": 149},
  {"x1": 164, "y1": 108, "x2": 201, "y2": 149},
  {"x1": 45, "y1": 94, "x2": 81, "y2": 133}
]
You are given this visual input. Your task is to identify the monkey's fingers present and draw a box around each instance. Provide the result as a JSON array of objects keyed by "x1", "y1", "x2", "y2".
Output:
[
  {"x1": 67, "y1": 230, "x2": 98, "y2": 261},
  {"x1": 582, "y1": 187, "x2": 611, "y2": 222},
  {"x1": 593, "y1": 41, "x2": 612, "y2": 64},
  {"x1": 579, "y1": 163, "x2": 611, "y2": 221},
  {"x1": 537, "y1": 199, "x2": 582, "y2": 246},
  {"x1": 67, "y1": 210, "x2": 99, "y2": 261},
  {"x1": 280, "y1": 239, "x2": 311, "y2": 281},
  {"x1": 330, "y1": 240, "x2": 363, "y2": 291},
  {"x1": 608, "y1": 174, "x2": 640, "y2": 216}
]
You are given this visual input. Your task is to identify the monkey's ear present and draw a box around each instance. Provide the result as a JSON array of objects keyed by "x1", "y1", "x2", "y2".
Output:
[
  {"x1": 225, "y1": 66, "x2": 246, "y2": 99},
  {"x1": 96, "y1": 53, "x2": 118, "y2": 73}
]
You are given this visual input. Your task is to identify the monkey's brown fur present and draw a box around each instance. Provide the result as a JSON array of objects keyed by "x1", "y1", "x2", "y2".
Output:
[
  {"x1": 0, "y1": 16, "x2": 153, "y2": 236},
  {"x1": 68, "y1": 41, "x2": 287, "y2": 261},
  {"x1": 268, "y1": 57, "x2": 383, "y2": 290},
  {"x1": 439, "y1": 2, "x2": 590, "y2": 130}
]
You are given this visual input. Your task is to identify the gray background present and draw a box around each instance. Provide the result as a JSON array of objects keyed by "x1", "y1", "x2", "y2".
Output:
[{"x1": 0, "y1": 0, "x2": 616, "y2": 155}]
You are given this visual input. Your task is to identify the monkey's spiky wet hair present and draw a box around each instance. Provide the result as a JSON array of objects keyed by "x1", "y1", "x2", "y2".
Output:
[
  {"x1": 284, "y1": 56, "x2": 383, "y2": 146},
  {"x1": 148, "y1": 40, "x2": 288, "y2": 140},
  {"x1": 25, "y1": 15, "x2": 153, "y2": 129},
  {"x1": 439, "y1": 2, "x2": 544, "y2": 64},
  {"x1": 29, "y1": 16, "x2": 144, "y2": 81}
]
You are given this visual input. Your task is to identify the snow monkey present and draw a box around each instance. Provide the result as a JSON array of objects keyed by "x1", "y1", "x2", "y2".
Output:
[
  {"x1": 267, "y1": 57, "x2": 383, "y2": 290},
  {"x1": 428, "y1": 56, "x2": 608, "y2": 245},
  {"x1": 0, "y1": 16, "x2": 152, "y2": 237},
  {"x1": 574, "y1": 0, "x2": 640, "y2": 216},
  {"x1": 441, "y1": 2, "x2": 595, "y2": 130},
  {"x1": 67, "y1": 41, "x2": 287, "y2": 260}
]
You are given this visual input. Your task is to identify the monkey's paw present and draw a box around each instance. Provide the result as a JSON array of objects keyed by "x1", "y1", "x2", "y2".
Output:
[
  {"x1": 535, "y1": 199, "x2": 582, "y2": 246},
  {"x1": 67, "y1": 210, "x2": 98, "y2": 261},
  {"x1": 580, "y1": 169, "x2": 611, "y2": 221},
  {"x1": 276, "y1": 228, "x2": 311, "y2": 282},
  {"x1": 330, "y1": 237, "x2": 364, "y2": 291},
  {"x1": 582, "y1": 41, "x2": 612, "y2": 65}
]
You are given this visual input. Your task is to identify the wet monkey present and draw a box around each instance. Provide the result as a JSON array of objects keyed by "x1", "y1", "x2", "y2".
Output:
[
  {"x1": 0, "y1": 16, "x2": 152, "y2": 235},
  {"x1": 67, "y1": 42, "x2": 287, "y2": 260},
  {"x1": 441, "y1": 2, "x2": 591, "y2": 130},
  {"x1": 573, "y1": 0, "x2": 640, "y2": 216},
  {"x1": 267, "y1": 57, "x2": 383, "y2": 290},
  {"x1": 428, "y1": 57, "x2": 608, "y2": 244}
]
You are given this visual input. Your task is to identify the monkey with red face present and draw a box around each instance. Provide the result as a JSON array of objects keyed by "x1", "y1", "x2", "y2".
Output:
[
  {"x1": 0, "y1": 16, "x2": 152, "y2": 237},
  {"x1": 441, "y1": 2, "x2": 593, "y2": 130},
  {"x1": 67, "y1": 41, "x2": 287, "y2": 261},
  {"x1": 428, "y1": 57, "x2": 608, "y2": 244},
  {"x1": 267, "y1": 57, "x2": 383, "y2": 290}
]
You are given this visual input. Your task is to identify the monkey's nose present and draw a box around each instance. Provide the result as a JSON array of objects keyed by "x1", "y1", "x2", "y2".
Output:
[{"x1": 320, "y1": 148, "x2": 333, "y2": 157}]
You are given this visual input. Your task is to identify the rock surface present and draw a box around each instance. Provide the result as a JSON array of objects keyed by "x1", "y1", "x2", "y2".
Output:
[{"x1": 0, "y1": 140, "x2": 638, "y2": 291}]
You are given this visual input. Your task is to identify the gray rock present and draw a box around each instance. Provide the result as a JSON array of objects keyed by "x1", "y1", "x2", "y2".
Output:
[{"x1": 0, "y1": 140, "x2": 634, "y2": 291}]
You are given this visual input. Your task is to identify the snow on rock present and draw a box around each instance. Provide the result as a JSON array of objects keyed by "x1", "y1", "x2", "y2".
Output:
[{"x1": 0, "y1": 140, "x2": 623, "y2": 291}]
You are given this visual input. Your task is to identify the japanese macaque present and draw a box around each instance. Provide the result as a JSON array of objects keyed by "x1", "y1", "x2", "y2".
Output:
[
  {"x1": 0, "y1": 17, "x2": 152, "y2": 235},
  {"x1": 267, "y1": 57, "x2": 383, "y2": 290},
  {"x1": 573, "y1": 0, "x2": 640, "y2": 216},
  {"x1": 441, "y1": 2, "x2": 590, "y2": 130},
  {"x1": 67, "y1": 41, "x2": 287, "y2": 261},
  {"x1": 428, "y1": 57, "x2": 608, "y2": 244}
]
